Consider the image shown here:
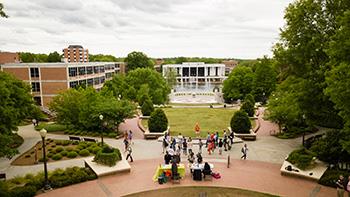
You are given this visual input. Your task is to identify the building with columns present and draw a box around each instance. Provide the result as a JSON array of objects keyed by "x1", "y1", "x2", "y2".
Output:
[
  {"x1": 1, "y1": 62, "x2": 124, "y2": 107},
  {"x1": 162, "y1": 62, "x2": 226, "y2": 92}
]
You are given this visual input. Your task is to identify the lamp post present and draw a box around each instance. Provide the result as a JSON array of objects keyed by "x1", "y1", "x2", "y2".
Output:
[
  {"x1": 39, "y1": 129, "x2": 51, "y2": 190},
  {"x1": 99, "y1": 114, "x2": 104, "y2": 146},
  {"x1": 302, "y1": 114, "x2": 306, "y2": 147}
]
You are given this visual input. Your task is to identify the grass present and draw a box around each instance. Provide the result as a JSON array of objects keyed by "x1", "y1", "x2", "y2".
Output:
[
  {"x1": 169, "y1": 103, "x2": 222, "y2": 106},
  {"x1": 142, "y1": 108, "x2": 255, "y2": 137},
  {"x1": 125, "y1": 186, "x2": 277, "y2": 197},
  {"x1": 34, "y1": 122, "x2": 67, "y2": 132}
]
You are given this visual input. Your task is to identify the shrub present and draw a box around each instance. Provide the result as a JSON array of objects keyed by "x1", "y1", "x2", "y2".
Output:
[
  {"x1": 141, "y1": 98, "x2": 154, "y2": 116},
  {"x1": 79, "y1": 149, "x2": 90, "y2": 157},
  {"x1": 67, "y1": 151, "x2": 78, "y2": 158},
  {"x1": 52, "y1": 153, "x2": 62, "y2": 161},
  {"x1": 55, "y1": 140, "x2": 62, "y2": 145},
  {"x1": 72, "y1": 141, "x2": 79, "y2": 145},
  {"x1": 47, "y1": 153, "x2": 54, "y2": 158},
  {"x1": 93, "y1": 146, "x2": 121, "y2": 166},
  {"x1": 55, "y1": 147, "x2": 64, "y2": 153},
  {"x1": 245, "y1": 93, "x2": 255, "y2": 105},
  {"x1": 38, "y1": 157, "x2": 48, "y2": 162},
  {"x1": 107, "y1": 133, "x2": 117, "y2": 138},
  {"x1": 319, "y1": 169, "x2": 350, "y2": 188},
  {"x1": 49, "y1": 167, "x2": 97, "y2": 188},
  {"x1": 92, "y1": 147, "x2": 102, "y2": 154},
  {"x1": 65, "y1": 147, "x2": 74, "y2": 152},
  {"x1": 60, "y1": 151, "x2": 68, "y2": 156},
  {"x1": 44, "y1": 124, "x2": 67, "y2": 132},
  {"x1": 230, "y1": 110, "x2": 251, "y2": 134},
  {"x1": 241, "y1": 100, "x2": 255, "y2": 117},
  {"x1": 286, "y1": 148, "x2": 316, "y2": 170},
  {"x1": 9, "y1": 185, "x2": 36, "y2": 197},
  {"x1": 148, "y1": 109, "x2": 168, "y2": 133},
  {"x1": 62, "y1": 140, "x2": 71, "y2": 146}
]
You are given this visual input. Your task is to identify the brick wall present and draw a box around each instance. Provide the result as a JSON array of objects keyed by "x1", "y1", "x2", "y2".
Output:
[
  {"x1": 2, "y1": 67, "x2": 29, "y2": 80},
  {"x1": 40, "y1": 67, "x2": 67, "y2": 80}
]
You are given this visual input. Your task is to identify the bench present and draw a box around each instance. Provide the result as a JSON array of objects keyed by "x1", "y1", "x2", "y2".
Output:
[
  {"x1": 0, "y1": 173, "x2": 6, "y2": 181},
  {"x1": 83, "y1": 138, "x2": 97, "y2": 143},
  {"x1": 69, "y1": 136, "x2": 81, "y2": 141}
]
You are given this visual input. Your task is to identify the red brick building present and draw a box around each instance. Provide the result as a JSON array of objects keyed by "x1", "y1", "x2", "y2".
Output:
[
  {"x1": 0, "y1": 52, "x2": 20, "y2": 64},
  {"x1": 63, "y1": 45, "x2": 89, "y2": 63}
]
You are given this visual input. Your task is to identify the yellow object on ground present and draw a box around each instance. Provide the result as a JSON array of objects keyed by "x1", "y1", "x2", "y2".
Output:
[{"x1": 152, "y1": 164, "x2": 186, "y2": 181}]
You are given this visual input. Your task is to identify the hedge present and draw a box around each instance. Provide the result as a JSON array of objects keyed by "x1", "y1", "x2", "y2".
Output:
[
  {"x1": 319, "y1": 169, "x2": 350, "y2": 188},
  {"x1": 286, "y1": 148, "x2": 316, "y2": 170},
  {"x1": 230, "y1": 110, "x2": 251, "y2": 134},
  {"x1": 67, "y1": 151, "x2": 78, "y2": 158},
  {"x1": 52, "y1": 153, "x2": 62, "y2": 161},
  {"x1": 79, "y1": 149, "x2": 90, "y2": 157},
  {"x1": 148, "y1": 109, "x2": 168, "y2": 133},
  {"x1": 93, "y1": 146, "x2": 121, "y2": 166}
]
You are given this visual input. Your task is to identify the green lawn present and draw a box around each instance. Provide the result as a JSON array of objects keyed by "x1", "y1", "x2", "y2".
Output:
[
  {"x1": 142, "y1": 108, "x2": 255, "y2": 137},
  {"x1": 125, "y1": 186, "x2": 277, "y2": 197}
]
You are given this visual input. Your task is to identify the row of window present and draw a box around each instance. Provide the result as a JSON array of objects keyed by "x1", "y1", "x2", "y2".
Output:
[
  {"x1": 69, "y1": 76, "x2": 106, "y2": 88},
  {"x1": 69, "y1": 66, "x2": 106, "y2": 77},
  {"x1": 31, "y1": 82, "x2": 40, "y2": 92}
]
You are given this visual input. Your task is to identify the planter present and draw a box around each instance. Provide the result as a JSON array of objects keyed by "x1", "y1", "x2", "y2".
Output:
[
  {"x1": 228, "y1": 127, "x2": 256, "y2": 141},
  {"x1": 144, "y1": 126, "x2": 170, "y2": 140}
]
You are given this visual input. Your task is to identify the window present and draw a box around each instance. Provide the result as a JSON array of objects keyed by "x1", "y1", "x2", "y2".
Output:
[
  {"x1": 87, "y1": 78, "x2": 93, "y2": 86},
  {"x1": 33, "y1": 97, "x2": 41, "y2": 106},
  {"x1": 69, "y1": 67, "x2": 77, "y2": 77},
  {"x1": 208, "y1": 68, "x2": 211, "y2": 76},
  {"x1": 100, "y1": 76, "x2": 105, "y2": 84},
  {"x1": 78, "y1": 67, "x2": 86, "y2": 75},
  {"x1": 86, "y1": 67, "x2": 93, "y2": 74},
  {"x1": 69, "y1": 81, "x2": 78, "y2": 88},
  {"x1": 190, "y1": 68, "x2": 196, "y2": 76},
  {"x1": 94, "y1": 66, "x2": 99, "y2": 73},
  {"x1": 31, "y1": 82, "x2": 40, "y2": 92},
  {"x1": 94, "y1": 77, "x2": 100, "y2": 85},
  {"x1": 198, "y1": 67, "x2": 204, "y2": 77},
  {"x1": 215, "y1": 67, "x2": 218, "y2": 76},
  {"x1": 30, "y1": 68, "x2": 39, "y2": 77},
  {"x1": 100, "y1": 66, "x2": 105, "y2": 73}
]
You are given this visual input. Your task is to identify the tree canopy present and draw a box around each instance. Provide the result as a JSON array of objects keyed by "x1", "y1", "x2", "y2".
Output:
[
  {"x1": 125, "y1": 51, "x2": 154, "y2": 71},
  {"x1": 0, "y1": 72, "x2": 36, "y2": 158},
  {"x1": 89, "y1": 54, "x2": 123, "y2": 62},
  {"x1": 47, "y1": 51, "x2": 61, "y2": 62},
  {"x1": 103, "y1": 68, "x2": 170, "y2": 105},
  {"x1": 223, "y1": 66, "x2": 255, "y2": 101}
]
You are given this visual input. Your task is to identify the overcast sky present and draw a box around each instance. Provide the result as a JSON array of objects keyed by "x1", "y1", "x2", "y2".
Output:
[{"x1": 0, "y1": 0, "x2": 293, "y2": 59}]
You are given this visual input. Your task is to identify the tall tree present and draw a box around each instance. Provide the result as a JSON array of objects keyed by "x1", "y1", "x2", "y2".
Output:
[
  {"x1": 164, "y1": 68, "x2": 177, "y2": 89},
  {"x1": 253, "y1": 58, "x2": 277, "y2": 103},
  {"x1": 47, "y1": 51, "x2": 61, "y2": 62},
  {"x1": 222, "y1": 66, "x2": 255, "y2": 101},
  {"x1": 0, "y1": 72, "x2": 35, "y2": 158},
  {"x1": 125, "y1": 51, "x2": 154, "y2": 71}
]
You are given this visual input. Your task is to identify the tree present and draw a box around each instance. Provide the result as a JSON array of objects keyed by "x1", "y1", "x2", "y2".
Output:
[
  {"x1": 20, "y1": 53, "x2": 35, "y2": 63},
  {"x1": 148, "y1": 109, "x2": 168, "y2": 133},
  {"x1": 253, "y1": 58, "x2": 277, "y2": 103},
  {"x1": 125, "y1": 51, "x2": 154, "y2": 71},
  {"x1": 89, "y1": 54, "x2": 122, "y2": 62},
  {"x1": 0, "y1": 72, "x2": 35, "y2": 158},
  {"x1": 222, "y1": 66, "x2": 255, "y2": 101},
  {"x1": 244, "y1": 94, "x2": 255, "y2": 104},
  {"x1": 141, "y1": 98, "x2": 154, "y2": 116},
  {"x1": 164, "y1": 68, "x2": 177, "y2": 89},
  {"x1": 230, "y1": 110, "x2": 251, "y2": 134},
  {"x1": 272, "y1": 0, "x2": 348, "y2": 128},
  {"x1": 241, "y1": 100, "x2": 255, "y2": 117},
  {"x1": 0, "y1": 3, "x2": 8, "y2": 18},
  {"x1": 137, "y1": 84, "x2": 150, "y2": 106},
  {"x1": 47, "y1": 51, "x2": 61, "y2": 62}
]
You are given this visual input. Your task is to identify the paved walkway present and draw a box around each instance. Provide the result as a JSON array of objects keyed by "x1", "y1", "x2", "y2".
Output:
[
  {"x1": 38, "y1": 158, "x2": 335, "y2": 197},
  {"x1": 0, "y1": 107, "x2": 336, "y2": 196}
]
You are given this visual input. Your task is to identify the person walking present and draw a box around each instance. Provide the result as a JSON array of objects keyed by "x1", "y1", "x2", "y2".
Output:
[
  {"x1": 188, "y1": 137, "x2": 193, "y2": 155},
  {"x1": 337, "y1": 175, "x2": 345, "y2": 197},
  {"x1": 126, "y1": 144, "x2": 133, "y2": 162},
  {"x1": 205, "y1": 132, "x2": 210, "y2": 147},
  {"x1": 128, "y1": 130, "x2": 133, "y2": 144},
  {"x1": 223, "y1": 135, "x2": 228, "y2": 151},
  {"x1": 218, "y1": 139, "x2": 223, "y2": 155},
  {"x1": 241, "y1": 144, "x2": 248, "y2": 160},
  {"x1": 198, "y1": 139, "x2": 203, "y2": 154},
  {"x1": 162, "y1": 137, "x2": 168, "y2": 153},
  {"x1": 32, "y1": 119, "x2": 37, "y2": 127},
  {"x1": 229, "y1": 130, "x2": 234, "y2": 145},
  {"x1": 123, "y1": 138, "x2": 129, "y2": 152},
  {"x1": 183, "y1": 138, "x2": 188, "y2": 155}
]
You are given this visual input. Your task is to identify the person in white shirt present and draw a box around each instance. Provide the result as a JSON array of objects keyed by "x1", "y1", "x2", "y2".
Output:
[{"x1": 188, "y1": 137, "x2": 193, "y2": 155}]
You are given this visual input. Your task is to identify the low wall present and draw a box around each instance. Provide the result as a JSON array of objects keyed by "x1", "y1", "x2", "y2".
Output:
[
  {"x1": 228, "y1": 127, "x2": 257, "y2": 141},
  {"x1": 137, "y1": 117, "x2": 169, "y2": 139}
]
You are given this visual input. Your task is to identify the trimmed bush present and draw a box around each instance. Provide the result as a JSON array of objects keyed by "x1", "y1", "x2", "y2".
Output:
[
  {"x1": 44, "y1": 124, "x2": 67, "y2": 132},
  {"x1": 65, "y1": 147, "x2": 74, "y2": 152},
  {"x1": 55, "y1": 147, "x2": 64, "y2": 153},
  {"x1": 92, "y1": 147, "x2": 102, "y2": 154},
  {"x1": 93, "y1": 146, "x2": 121, "y2": 167},
  {"x1": 107, "y1": 133, "x2": 117, "y2": 138},
  {"x1": 55, "y1": 140, "x2": 62, "y2": 145},
  {"x1": 141, "y1": 98, "x2": 154, "y2": 116},
  {"x1": 52, "y1": 153, "x2": 62, "y2": 161},
  {"x1": 49, "y1": 167, "x2": 97, "y2": 188},
  {"x1": 231, "y1": 110, "x2": 251, "y2": 134},
  {"x1": 148, "y1": 109, "x2": 168, "y2": 133},
  {"x1": 72, "y1": 141, "x2": 79, "y2": 145},
  {"x1": 47, "y1": 152, "x2": 54, "y2": 158},
  {"x1": 241, "y1": 100, "x2": 255, "y2": 117},
  {"x1": 319, "y1": 169, "x2": 350, "y2": 188},
  {"x1": 286, "y1": 148, "x2": 316, "y2": 170},
  {"x1": 62, "y1": 140, "x2": 71, "y2": 146},
  {"x1": 79, "y1": 149, "x2": 90, "y2": 157},
  {"x1": 60, "y1": 151, "x2": 68, "y2": 156},
  {"x1": 67, "y1": 151, "x2": 78, "y2": 158},
  {"x1": 9, "y1": 185, "x2": 36, "y2": 197}
]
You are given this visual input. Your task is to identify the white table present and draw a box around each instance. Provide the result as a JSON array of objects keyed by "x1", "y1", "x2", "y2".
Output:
[{"x1": 190, "y1": 163, "x2": 214, "y2": 170}]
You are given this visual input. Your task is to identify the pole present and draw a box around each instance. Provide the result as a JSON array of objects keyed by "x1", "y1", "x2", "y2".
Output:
[{"x1": 42, "y1": 137, "x2": 50, "y2": 190}]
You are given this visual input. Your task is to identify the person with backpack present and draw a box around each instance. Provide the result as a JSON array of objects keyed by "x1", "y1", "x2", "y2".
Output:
[
  {"x1": 126, "y1": 144, "x2": 133, "y2": 162},
  {"x1": 188, "y1": 137, "x2": 193, "y2": 155},
  {"x1": 218, "y1": 138, "x2": 223, "y2": 155},
  {"x1": 336, "y1": 175, "x2": 345, "y2": 197},
  {"x1": 198, "y1": 139, "x2": 203, "y2": 154},
  {"x1": 123, "y1": 138, "x2": 129, "y2": 152},
  {"x1": 241, "y1": 144, "x2": 248, "y2": 160},
  {"x1": 183, "y1": 138, "x2": 188, "y2": 155}
]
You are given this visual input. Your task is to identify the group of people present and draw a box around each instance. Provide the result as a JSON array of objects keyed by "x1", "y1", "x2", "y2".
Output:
[
  {"x1": 205, "y1": 130, "x2": 234, "y2": 155},
  {"x1": 123, "y1": 130, "x2": 134, "y2": 162},
  {"x1": 336, "y1": 175, "x2": 350, "y2": 197}
]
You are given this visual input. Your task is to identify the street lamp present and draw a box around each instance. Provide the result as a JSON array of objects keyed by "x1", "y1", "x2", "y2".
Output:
[
  {"x1": 39, "y1": 129, "x2": 51, "y2": 190},
  {"x1": 99, "y1": 114, "x2": 104, "y2": 146},
  {"x1": 302, "y1": 114, "x2": 306, "y2": 147}
]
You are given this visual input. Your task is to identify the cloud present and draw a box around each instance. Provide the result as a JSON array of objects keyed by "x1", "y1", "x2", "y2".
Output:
[{"x1": 0, "y1": 0, "x2": 293, "y2": 59}]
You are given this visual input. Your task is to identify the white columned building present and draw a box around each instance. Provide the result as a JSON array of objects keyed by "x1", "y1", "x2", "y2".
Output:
[{"x1": 163, "y1": 62, "x2": 226, "y2": 92}]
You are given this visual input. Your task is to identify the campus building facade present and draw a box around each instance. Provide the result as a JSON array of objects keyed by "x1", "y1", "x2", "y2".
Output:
[
  {"x1": 162, "y1": 62, "x2": 226, "y2": 92},
  {"x1": 1, "y1": 62, "x2": 124, "y2": 107},
  {"x1": 63, "y1": 45, "x2": 89, "y2": 63}
]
